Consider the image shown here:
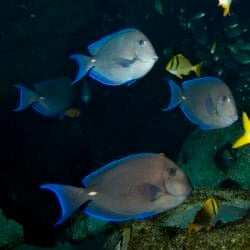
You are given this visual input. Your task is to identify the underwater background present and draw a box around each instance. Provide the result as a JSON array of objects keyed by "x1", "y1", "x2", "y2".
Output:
[{"x1": 0, "y1": 0, "x2": 249, "y2": 249}]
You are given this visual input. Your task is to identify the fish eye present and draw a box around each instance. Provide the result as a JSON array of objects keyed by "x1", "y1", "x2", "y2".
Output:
[
  {"x1": 168, "y1": 168, "x2": 176, "y2": 177},
  {"x1": 138, "y1": 40, "x2": 146, "y2": 46},
  {"x1": 222, "y1": 95, "x2": 230, "y2": 103}
]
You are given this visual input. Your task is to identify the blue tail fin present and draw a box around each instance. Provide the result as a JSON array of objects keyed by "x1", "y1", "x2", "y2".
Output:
[
  {"x1": 13, "y1": 84, "x2": 39, "y2": 111},
  {"x1": 70, "y1": 55, "x2": 94, "y2": 84},
  {"x1": 162, "y1": 79, "x2": 183, "y2": 111},
  {"x1": 41, "y1": 184, "x2": 89, "y2": 225}
]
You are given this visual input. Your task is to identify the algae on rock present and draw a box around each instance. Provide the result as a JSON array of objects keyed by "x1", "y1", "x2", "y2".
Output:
[{"x1": 178, "y1": 123, "x2": 250, "y2": 189}]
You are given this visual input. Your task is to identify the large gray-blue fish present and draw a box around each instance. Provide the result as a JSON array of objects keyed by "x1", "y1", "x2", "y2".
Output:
[
  {"x1": 163, "y1": 77, "x2": 238, "y2": 129},
  {"x1": 70, "y1": 28, "x2": 158, "y2": 86},
  {"x1": 41, "y1": 153, "x2": 191, "y2": 225},
  {"x1": 14, "y1": 77, "x2": 74, "y2": 117}
]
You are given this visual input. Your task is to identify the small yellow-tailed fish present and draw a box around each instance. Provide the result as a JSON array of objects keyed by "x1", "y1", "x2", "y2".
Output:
[
  {"x1": 165, "y1": 54, "x2": 201, "y2": 79},
  {"x1": 217, "y1": 0, "x2": 232, "y2": 17},
  {"x1": 232, "y1": 111, "x2": 250, "y2": 148},
  {"x1": 189, "y1": 197, "x2": 219, "y2": 233}
]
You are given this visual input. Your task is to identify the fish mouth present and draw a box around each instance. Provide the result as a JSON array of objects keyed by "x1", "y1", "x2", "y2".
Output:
[
  {"x1": 134, "y1": 49, "x2": 159, "y2": 62},
  {"x1": 225, "y1": 114, "x2": 238, "y2": 125},
  {"x1": 166, "y1": 182, "x2": 192, "y2": 197},
  {"x1": 230, "y1": 114, "x2": 238, "y2": 123}
]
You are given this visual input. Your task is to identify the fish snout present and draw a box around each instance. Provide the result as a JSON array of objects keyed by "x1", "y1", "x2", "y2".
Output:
[
  {"x1": 153, "y1": 55, "x2": 159, "y2": 61},
  {"x1": 226, "y1": 113, "x2": 238, "y2": 125},
  {"x1": 166, "y1": 181, "x2": 192, "y2": 197},
  {"x1": 231, "y1": 113, "x2": 238, "y2": 123}
]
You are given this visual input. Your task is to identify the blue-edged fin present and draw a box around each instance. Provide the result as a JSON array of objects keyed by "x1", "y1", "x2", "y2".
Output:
[
  {"x1": 85, "y1": 202, "x2": 135, "y2": 221},
  {"x1": 13, "y1": 84, "x2": 39, "y2": 111},
  {"x1": 89, "y1": 68, "x2": 118, "y2": 86},
  {"x1": 180, "y1": 103, "x2": 212, "y2": 130},
  {"x1": 41, "y1": 184, "x2": 89, "y2": 225},
  {"x1": 143, "y1": 183, "x2": 163, "y2": 201},
  {"x1": 88, "y1": 28, "x2": 137, "y2": 56},
  {"x1": 70, "y1": 55, "x2": 94, "y2": 84},
  {"x1": 85, "y1": 202, "x2": 157, "y2": 221},
  {"x1": 181, "y1": 77, "x2": 222, "y2": 90},
  {"x1": 32, "y1": 103, "x2": 56, "y2": 116},
  {"x1": 162, "y1": 79, "x2": 182, "y2": 111},
  {"x1": 82, "y1": 153, "x2": 156, "y2": 187}
]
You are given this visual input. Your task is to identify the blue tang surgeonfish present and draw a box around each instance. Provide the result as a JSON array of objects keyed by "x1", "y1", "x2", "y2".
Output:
[
  {"x1": 70, "y1": 28, "x2": 158, "y2": 86},
  {"x1": 41, "y1": 153, "x2": 192, "y2": 225},
  {"x1": 14, "y1": 77, "x2": 76, "y2": 117},
  {"x1": 163, "y1": 77, "x2": 238, "y2": 130}
]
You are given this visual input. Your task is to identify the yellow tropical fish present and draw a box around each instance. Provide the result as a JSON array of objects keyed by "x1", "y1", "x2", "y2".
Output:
[
  {"x1": 63, "y1": 107, "x2": 81, "y2": 118},
  {"x1": 189, "y1": 197, "x2": 219, "y2": 233},
  {"x1": 218, "y1": 0, "x2": 232, "y2": 17},
  {"x1": 165, "y1": 54, "x2": 201, "y2": 79},
  {"x1": 232, "y1": 111, "x2": 250, "y2": 148}
]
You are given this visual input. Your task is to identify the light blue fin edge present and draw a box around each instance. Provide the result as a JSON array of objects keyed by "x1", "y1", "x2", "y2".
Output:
[
  {"x1": 32, "y1": 102, "x2": 55, "y2": 116},
  {"x1": 70, "y1": 55, "x2": 93, "y2": 84},
  {"x1": 162, "y1": 79, "x2": 182, "y2": 111},
  {"x1": 13, "y1": 84, "x2": 39, "y2": 111},
  {"x1": 85, "y1": 202, "x2": 157, "y2": 222},
  {"x1": 89, "y1": 68, "x2": 125, "y2": 86},
  {"x1": 41, "y1": 184, "x2": 88, "y2": 225},
  {"x1": 180, "y1": 103, "x2": 212, "y2": 130},
  {"x1": 82, "y1": 153, "x2": 156, "y2": 187},
  {"x1": 88, "y1": 28, "x2": 138, "y2": 56},
  {"x1": 182, "y1": 77, "x2": 223, "y2": 90}
]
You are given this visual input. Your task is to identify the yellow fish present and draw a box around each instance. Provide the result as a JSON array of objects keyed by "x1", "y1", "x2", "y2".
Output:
[
  {"x1": 232, "y1": 111, "x2": 250, "y2": 148},
  {"x1": 165, "y1": 54, "x2": 201, "y2": 79},
  {"x1": 189, "y1": 197, "x2": 219, "y2": 233},
  {"x1": 218, "y1": 0, "x2": 232, "y2": 17},
  {"x1": 63, "y1": 107, "x2": 81, "y2": 118}
]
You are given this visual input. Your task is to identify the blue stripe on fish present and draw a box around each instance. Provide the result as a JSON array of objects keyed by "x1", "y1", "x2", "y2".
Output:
[
  {"x1": 70, "y1": 55, "x2": 94, "y2": 84},
  {"x1": 41, "y1": 184, "x2": 88, "y2": 226},
  {"x1": 82, "y1": 153, "x2": 156, "y2": 187},
  {"x1": 162, "y1": 79, "x2": 182, "y2": 111},
  {"x1": 13, "y1": 84, "x2": 39, "y2": 111}
]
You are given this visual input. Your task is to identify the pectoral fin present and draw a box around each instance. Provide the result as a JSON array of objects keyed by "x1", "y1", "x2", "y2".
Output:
[
  {"x1": 113, "y1": 58, "x2": 135, "y2": 67},
  {"x1": 143, "y1": 183, "x2": 163, "y2": 201}
]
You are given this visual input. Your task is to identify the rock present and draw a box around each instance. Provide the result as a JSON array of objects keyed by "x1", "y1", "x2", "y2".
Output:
[
  {"x1": 177, "y1": 124, "x2": 250, "y2": 189},
  {"x1": 66, "y1": 214, "x2": 111, "y2": 243},
  {"x1": 0, "y1": 208, "x2": 24, "y2": 249}
]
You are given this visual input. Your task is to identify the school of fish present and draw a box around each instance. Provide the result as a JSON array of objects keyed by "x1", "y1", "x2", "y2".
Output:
[{"x1": 10, "y1": 0, "x2": 249, "y2": 229}]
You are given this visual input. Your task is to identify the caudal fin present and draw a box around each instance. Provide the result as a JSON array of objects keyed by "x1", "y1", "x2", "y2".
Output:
[
  {"x1": 162, "y1": 79, "x2": 182, "y2": 111},
  {"x1": 41, "y1": 184, "x2": 89, "y2": 225},
  {"x1": 13, "y1": 84, "x2": 39, "y2": 111},
  {"x1": 193, "y1": 63, "x2": 201, "y2": 77},
  {"x1": 232, "y1": 112, "x2": 250, "y2": 148},
  {"x1": 70, "y1": 55, "x2": 94, "y2": 84}
]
